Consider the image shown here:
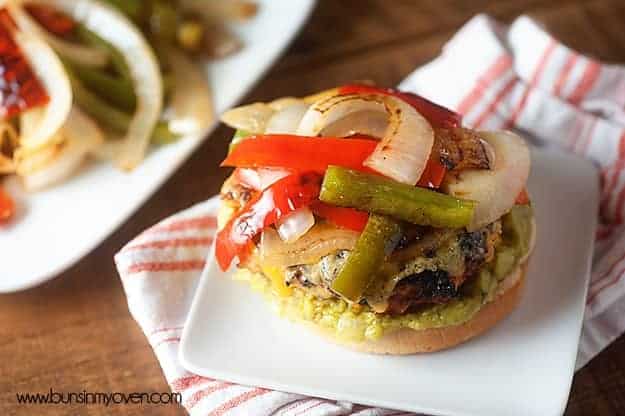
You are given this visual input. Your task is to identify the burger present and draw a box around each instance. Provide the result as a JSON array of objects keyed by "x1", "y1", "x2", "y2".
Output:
[{"x1": 214, "y1": 84, "x2": 534, "y2": 354}]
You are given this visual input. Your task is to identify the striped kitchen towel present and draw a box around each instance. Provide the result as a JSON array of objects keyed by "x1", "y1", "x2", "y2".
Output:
[{"x1": 115, "y1": 14, "x2": 625, "y2": 415}]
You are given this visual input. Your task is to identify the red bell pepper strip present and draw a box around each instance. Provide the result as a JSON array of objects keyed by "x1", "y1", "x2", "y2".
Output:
[
  {"x1": 0, "y1": 10, "x2": 50, "y2": 118},
  {"x1": 515, "y1": 188, "x2": 530, "y2": 205},
  {"x1": 417, "y1": 157, "x2": 446, "y2": 189},
  {"x1": 338, "y1": 84, "x2": 462, "y2": 129},
  {"x1": 224, "y1": 134, "x2": 446, "y2": 189},
  {"x1": 0, "y1": 187, "x2": 14, "y2": 223},
  {"x1": 310, "y1": 201, "x2": 368, "y2": 232},
  {"x1": 221, "y1": 135, "x2": 378, "y2": 174},
  {"x1": 26, "y1": 5, "x2": 76, "y2": 37},
  {"x1": 215, "y1": 172, "x2": 322, "y2": 271}
]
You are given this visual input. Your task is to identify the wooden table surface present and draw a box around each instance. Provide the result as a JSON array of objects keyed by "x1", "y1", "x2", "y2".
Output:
[{"x1": 3, "y1": 1, "x2": 625, "y2": 415}]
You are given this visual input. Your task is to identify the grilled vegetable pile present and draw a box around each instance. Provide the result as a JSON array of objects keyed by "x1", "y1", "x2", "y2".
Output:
[
  {"x1": 216, "y1": 84, "x2": 533, "y2": 341},
  {"x1": 0, "y1": 0, "x2": 257, "y2": 224}
]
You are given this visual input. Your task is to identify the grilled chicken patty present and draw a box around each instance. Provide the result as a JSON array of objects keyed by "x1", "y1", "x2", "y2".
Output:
[{"x1": 284, "y1": 222, "x2": 502, "y2": 314}]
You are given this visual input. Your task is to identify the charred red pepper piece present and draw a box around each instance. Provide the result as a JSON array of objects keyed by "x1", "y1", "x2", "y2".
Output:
[
  {"x1": 215, "y1": 173, "x2": 322, "y2": 271},
  {"x1": 417, "y1": 157, "x2": 446, "y2": 189},
  {"x1": 0, "y1": 186, "x2": 14, "y2": 223},
  {"x1": 26, "y1": 5, "x2": 76, "y2": 37},
  {"x1": 338, "y1": 84, "x2": 462, "y2": 129},
  {"x1": 0, "y1": 9, "x2": 49, "y2": 118},
  {"x1": 310, "y1": 201, "x2": 368, "y2": 232},
  {"x1": 221, "y1": 135, "x2": 379, "y2": 174},
  {"x1": 515, "y1": 188, "x2": 530, "y2": 205},
  {"x1": 224, "y1": 134, "x2": 446, "y2": 189}
]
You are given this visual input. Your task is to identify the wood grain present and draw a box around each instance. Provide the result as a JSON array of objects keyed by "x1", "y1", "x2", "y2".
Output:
[{"x1": 2, "y1": 1, "x2": 625, "y2": 415}]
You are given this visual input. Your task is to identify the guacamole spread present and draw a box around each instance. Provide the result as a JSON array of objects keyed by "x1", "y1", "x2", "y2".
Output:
[{"x1": 235, "y1": 205, "x2": 534, "y2": 342}]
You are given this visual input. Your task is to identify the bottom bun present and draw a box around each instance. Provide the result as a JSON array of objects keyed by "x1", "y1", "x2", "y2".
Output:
[{"x1": 305, "y1": 264, "x2": 527, "y2": 354}]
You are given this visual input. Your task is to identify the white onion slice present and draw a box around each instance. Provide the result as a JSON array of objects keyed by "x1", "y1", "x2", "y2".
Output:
[
  {"x1": 14, "y1": 134, "x2": 63, "y2": 175},
  {"x1": 62, "y1": 106, "x2": 104, "y2": 149},
  {"x1": 10, "y1": 19, "x2": 72, "y2": 151},
  {"x1": 443, "y1": 131, "x2": 530, "y2": 231},
  {"x1": 165, "y1": 48, "x2": 213, "y2": 135},
  {"x1": 234, "y1": 167, "x2": 290, "y2": 191},
  {"x1": 260, "y1": 223, "x2": 358, "y2": 268},
  {"x1": 36, "y1": 0, "x2": 163, "y2": 171},
  {"x1": 319, "y1": 110, "x2": 387, "y2": 138},
  {"x1": 21, "y1": 106, "x2": 103, "y2": 191},
  {"x1": 298, "y1": 93, "x2": 434, "y2": 184},
  {"x1": 265, "y1": 102, "x2": 309, "y2": 134},
  {"x1": 303, "y1": 87, "x2": 339, "y2": 105},
  {"x1": 268, "y1": 97, "x2": 305, "y2": 111},
  {"x1": 19, "y1": 108, "x2": 43, "y2": 141},
  {"x1": 276, "y1": 207, "x2": 315, "y2": 243},
  {"x1": 9, "y1": 1, "x2": 109, "y2": 68},
  {"x1": 221, "y1": 103, "x2": 274, "y2": 133}
]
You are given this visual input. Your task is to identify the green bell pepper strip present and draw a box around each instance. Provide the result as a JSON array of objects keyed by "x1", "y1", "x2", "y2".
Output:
[
  {"x1": 75, "y1": 25, "x2": 131, "y2": 80},
  {"x1": 149, "y1": 0, "x2": 179, "y2": 44},
  {"x1": 320, "y1": 166, "x2": 476, "y2": 228},
  {"x1": 68, "y1": 70, "x2": 178, "y2": 144},
  {"x1": 64, "y1": 60, "x2": 136, "y2": 112},
  {"x1": 331, "y1": 214, "x2": 402, "y2": 302},
  {"x1": 100, "y1": 0, "x2": 143, "y2": 21}
]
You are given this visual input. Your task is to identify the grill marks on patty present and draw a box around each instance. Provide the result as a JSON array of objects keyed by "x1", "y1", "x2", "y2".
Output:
[
  {"x1": 282, "y1": 222, "x2": 502, "y2": 313},
  {"x1": 386, "y1": 223, "x2": 501, "y2": 314},
  {"x1": 386, "y1": 270, "x2": 462, "y2": 314}
]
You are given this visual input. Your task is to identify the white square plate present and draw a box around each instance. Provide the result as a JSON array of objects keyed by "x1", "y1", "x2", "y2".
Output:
[
  {"x1": 180, "y1": 148, "x2": 598, "y2": 416},
  {"x1": 0, "y1": 0, "x2": 316, "y2": 292}
]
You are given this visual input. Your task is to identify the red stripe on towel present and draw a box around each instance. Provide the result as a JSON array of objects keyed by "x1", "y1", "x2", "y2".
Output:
[
  {"x1": 473, "y1": 77, "x2": 517, "y2": 128},
  {"x1": 588, "y1": 251, "x2": 625, "y2": 304},
  {"x1": 149, "y1": 325, "x2": 184, "y2": 336},
  {"x1": 504, "y1": 39, "x2": 557, "y2": 129},
  {"x1": 145, "y1": 215, "x2": 217, "y2": 234},
  {"x1": 124, "y1": 237, "x2": 213, "y2": 251},
  {"x1": 186, "y1": 382, "x2": 234, "y2": 409},
  {"x1": 124, "y1": 259, "x2": 206, "y2": 275},
  {"x1": 295, "y1": 400, "x2": 326, "y2": 415},
  {"x1": 553, "y1": 53, "x2": 578, "y2": 96},
  {"x1": 152, "y1": 337, "x2": 180, "y2": 348},
  {"x1": 208, "y1": 388, "x2": 271, "y2": 416},
  {"x1": 456, "y1": 54, "x2": 512, "y2": 115},
  {"x1": 170, "y1": 375, "x2": 214, "y2": 391},
  {"x1": 569, "y1": 60, "x2": 601, "y2": 104}
]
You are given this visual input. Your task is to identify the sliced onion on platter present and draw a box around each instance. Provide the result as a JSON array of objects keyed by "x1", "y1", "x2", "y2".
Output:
[
  {"x1": 20, "y1": 107, "x2": 104, "y2": 191},
  {"x1": 9, "y1": 1, "x2": 109, "y2": 68},
  {"x1": 0, "y1": 122, "x2": 18, "y2": 174},
  {"x1": 164, "y1": 48, "x2": 213, "y2": 135},
  {"x1": 33, "y1": 0, "x2": 163, "y2": 171},
  {"x1": 10, "y1": 16, "x2": 72, "y2": 151}
]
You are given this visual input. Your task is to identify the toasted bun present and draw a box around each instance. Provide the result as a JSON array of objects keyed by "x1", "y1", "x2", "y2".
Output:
[{"x1": 307, "y1": 264, "x2": 526, "y2": 354}]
